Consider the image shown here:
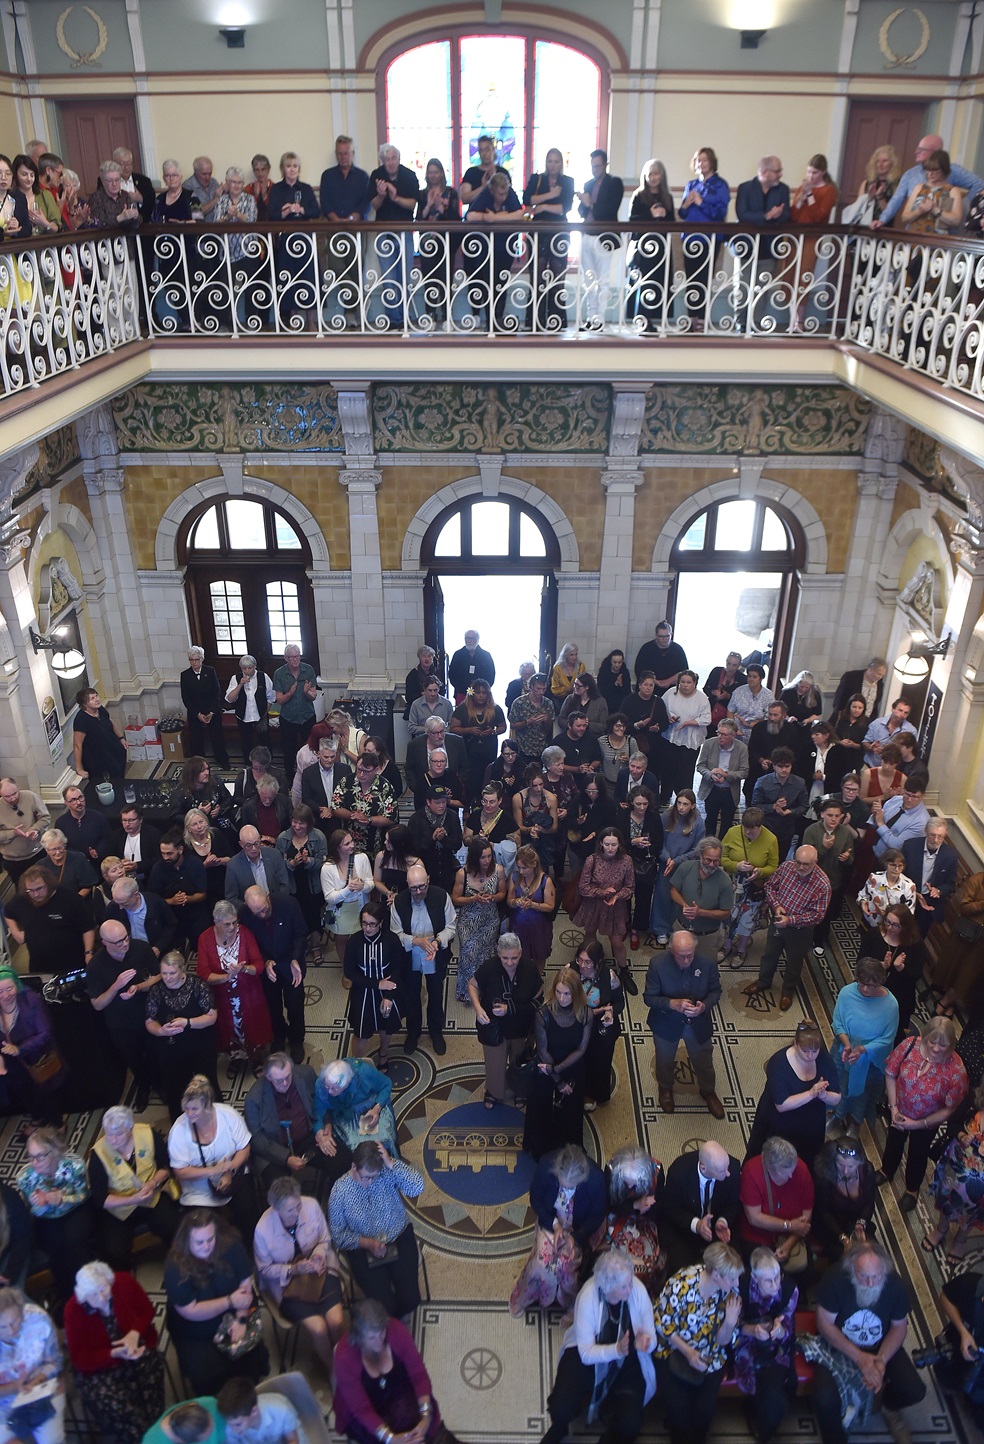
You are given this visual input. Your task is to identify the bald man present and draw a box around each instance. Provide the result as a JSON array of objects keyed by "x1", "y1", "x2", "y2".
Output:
[
  {"x1": 875, "y1": 132, "x2": 982, "y2": 228},
  {"x1": 660, "y1": 1140, "x2": 742, "y2": 1273},
  {"x1": 744, "y1": 845, "x2": 830, "y2": 1011}
]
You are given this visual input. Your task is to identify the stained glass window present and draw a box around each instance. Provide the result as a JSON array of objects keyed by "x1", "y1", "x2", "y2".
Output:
[{"x1": 385, "y1": 34, "x2": 602, "y2": 193}]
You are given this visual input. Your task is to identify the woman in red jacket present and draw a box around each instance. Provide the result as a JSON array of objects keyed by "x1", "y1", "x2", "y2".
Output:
[
  {"x1": 64, "y1": 1260, "x2": 165, "y2": 1443},
  {"x1": 196, "y1": 898, "x2": 272, "y2": 1072},
  {"x1": 334, "y1": 1296, "x2": 457, "y2": 1443}
]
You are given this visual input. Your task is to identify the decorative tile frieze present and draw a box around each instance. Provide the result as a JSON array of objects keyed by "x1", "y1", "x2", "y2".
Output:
[{"x1": 639, "y1": 383, "x2": 872, "y2": 455}]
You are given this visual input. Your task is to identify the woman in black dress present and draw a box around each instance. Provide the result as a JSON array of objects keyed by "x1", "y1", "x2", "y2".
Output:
[
  {"x1": 745, "y1": 1019, "x2": 840, "y2": 1168},
  {"x1": 484, "y1": 739, "x2": 522, "y2": 810},
  {"x1": 628, "y1": 159, "x2": 675, "y2": 333},
  {"x1": 574, "y1": 942, "x2": 624, "y2": 1110},
  {"x1": 567, "y1": 774, "x2": 617, "y2": 869},
  {"x1": 144, "y1": 952, "x2": 220, "y2": 1119},
  {"x1": 267, "y1": 150, "x2": 320, "y2": 328},
  {"x1": 858, "y1": 901, "x2": 924, "y2": 1043},
  {"x1": 416, "y1": 158, "x2": 461, "y2": 328},
  {"x1": 523, "y1": 966, "x2": 593, "y2": 1159},
  {"x1": 597, "y1": 650, "x2": 633, "y2": 711},
  {"x1": 183, "y1": 807, "x2": 236, "y2": 910},
  {"x1": 164, "y1": 1208, "x2": 268, "y2": 1395},
  {"x1": 372, "y1": 825, "x2": 422, "y2": 916},
  {"x1": 344, "y1": 903, "x2": 405, "y2": 1071},
  {"x1": 72, "y1": 686, "x2": 128, "y2": 779}
]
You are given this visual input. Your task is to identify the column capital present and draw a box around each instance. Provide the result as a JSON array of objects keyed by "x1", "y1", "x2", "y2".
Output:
[
  {"x1": 600, "y1": 468, "x2": 644, "y2": 491},
  {"x1": 857, "y1": 470, "x2": 898, "y2": 501},
  {"x1": 338, "y1": 469, "x2": 382, "y2": 492},
  {"x1": 76, "y1": 402, "x2": 120, "y2": 465},
  {"x1": 84, "y1": 468, "x2": 126, "y2": 497},
  {"x1": 0, "y1": 529, "x2": 32, "y2": 566}
]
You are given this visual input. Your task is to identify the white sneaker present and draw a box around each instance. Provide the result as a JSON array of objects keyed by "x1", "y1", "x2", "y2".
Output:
[
  {"x1": 813, "y1": 945, "x2": 825, "y2": 957},
  {"x1": 656, "y1": 934, "x2": 669, "y2": 946}
]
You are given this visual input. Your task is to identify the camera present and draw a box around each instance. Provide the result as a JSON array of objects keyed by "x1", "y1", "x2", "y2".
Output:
[
  {"x1": 914, "y1": 1333, "x2": 984, "y2": 1399},
  {"x1": 913, "y1": 1337, "x2": 956, "y2": 1369}
]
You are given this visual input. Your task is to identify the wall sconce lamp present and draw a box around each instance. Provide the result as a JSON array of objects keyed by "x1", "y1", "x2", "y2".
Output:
[
  {"x1": 30, "y1": 625, "x2": 87, "y2": 680},
  {"x1": 893, "y1": 634, "x2": 951, "y2": 683},
  {"x1": 219, "y1": 26, "x2": 246, "y2": 47},
  {"x1": 740, "y1": 29, "x2": 767, "y2": 47}
]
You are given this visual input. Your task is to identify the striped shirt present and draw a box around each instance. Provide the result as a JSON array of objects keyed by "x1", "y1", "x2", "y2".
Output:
[{"x1": 764, "y1": 860, "x2": 830, "y2": 928}]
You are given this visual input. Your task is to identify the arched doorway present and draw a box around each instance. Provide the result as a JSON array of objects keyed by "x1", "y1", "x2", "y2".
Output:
[
  {"x1": 178, "y1": 497, "x2": 318, "y2": 684},
  {"x1": 669, "y1": 497, "x2": 805, "y2": 686},
  {"x1": 421, "y1": 497, "x2": 560, "y2": 688}
]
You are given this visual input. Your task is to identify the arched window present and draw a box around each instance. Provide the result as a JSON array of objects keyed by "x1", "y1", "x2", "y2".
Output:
[
  {"x1": 383, "y1": 32, "x2": 604, "y2": 187},
  {"x1": 670, "y1": 498, "x2": 804, "y2": 686},
  {"x1": 179, "y1": 497, "x2": 317, "y2": 681},
  {"x1": 420, "y1": 496, "x2": 560, "y2": 685}
]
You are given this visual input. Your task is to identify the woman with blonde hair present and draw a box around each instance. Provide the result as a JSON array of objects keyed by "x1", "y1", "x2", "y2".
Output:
[
  {"x1": 877, "y1": 1015, "x2": 968, "y2": 1210},
  {"x1": 523, "y1": 966, "x2": 593, "y2": 1158},
  {"x1": 549, "y1": 642, "x2": 585, "y2": 711},
  {"x1": 507, "y1": 842, "x2": 556, "y2": 969},
  {"x1": 846, "y1": 144, "x2": 902, "y2": 226}
]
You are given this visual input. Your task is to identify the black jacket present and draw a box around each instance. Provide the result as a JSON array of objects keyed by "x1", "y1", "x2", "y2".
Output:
[
  {"x1": 105, "y1": 892, "x2": 177, "y2": 956},
  {"x1": 448, "y1": 645, "x2": 496, "y2": 693},
  {"x1": 101, "y1": 823, "x2": 163, "y2": 886},
  {"x1": 830, "y1": 668, "x2": 885, "y2": 721},
  {"x1": 299, "y1": 759, "x2": 352, "y2": 816},
  {"x1": 244, "y1": 1063, "x2": 319, "y2": 1167},
  {"x1": 901, "y1": 837, "x2": 959, "y2": 926},
  {"x1": 661, "y1": 1151, "x2": 742, "y2": 1268},
  {"x1": 405, "y1": 734, "x2": 467, "y2": 795},
  {"x1": 180, "y1": 664, "x2": 224, "y2": 721}
]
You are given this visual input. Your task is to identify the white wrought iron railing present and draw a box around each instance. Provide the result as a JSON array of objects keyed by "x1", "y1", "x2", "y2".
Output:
[
  {"x1": 0, "y1": 231, "x2": 140, "y2": 397},
  {"x1": 1, "y1": 223, "x2": 983, "y2": 408}
]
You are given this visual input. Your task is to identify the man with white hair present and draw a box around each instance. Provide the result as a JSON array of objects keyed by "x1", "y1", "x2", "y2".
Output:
[
  {"x1": 182, "y1": 154, "x2": 222, "y2": 216},
  {"x1": 106, "y1": 876, "x2": 176, "y2": 958},
  {"x1": 86, "y1": 919, "x2": 160, "y2": 1110},
  {"x1": 366, "y1": 143, "x2": 420, "y2": 330},
  {"x1": 806, "y1": 1241, "x2": 925, "y2": 1444},
  {"x1": 225, "y1": 824, "x2": 290, "y2": 906},
  {"x1": 240, "y1": 885, "x2": 308, "y2": 1062},
  {"x1": 390, "y1": 864, "x2": 456, "y2": 1056},
  {"x1": 902, "y1": 816, "x2": 958, "y2": 936},
  {"x1": 180, "y1": 645, "x2": 229, "y2": 769},
  {"x1": 111, "y1": 145, "x2": 155, "y2": 218}
]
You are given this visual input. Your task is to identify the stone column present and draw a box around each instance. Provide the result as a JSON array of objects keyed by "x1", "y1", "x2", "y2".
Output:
[
  {"x1": 336, "y1": 386, "x2": 388, "y2": 684},
  {"x1": 77, "y1": 404, "x2": 158, "y2": 697},
  {"x1": 596, "y1": 384, "x2": 650, "y2": 662},
  {"x1": 0, "y1": 537, "x2": 52, "y2": 791},
  {"x1": 925, "y1": 547, "x2": 984, "y2": 811}
]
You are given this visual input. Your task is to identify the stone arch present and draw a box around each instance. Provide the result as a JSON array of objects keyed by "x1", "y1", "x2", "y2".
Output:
[
  {"x1": 401, "y1": 474, "x2": 580, "y2": 572},
  {"x1": 153, "y1": 465, "x2": 330, "y2": 571},
  {"x1": 29, "y1": 503, "x2": 105, "y2": 594},
  {"x1": 651, "y1": 474, "x2": 829, "y2": 575},
  {"x1": 875, "y1": 508, "x2": 951, "y2": 597}
]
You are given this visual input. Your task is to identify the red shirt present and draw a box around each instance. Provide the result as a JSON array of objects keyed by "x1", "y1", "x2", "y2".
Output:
[
  {"x1": 886, "y1": 1038, "x2": 968, "y2": 1120},
  {"x1": 739, "y1": 1155, "x2": 814, "y2": 1246}
]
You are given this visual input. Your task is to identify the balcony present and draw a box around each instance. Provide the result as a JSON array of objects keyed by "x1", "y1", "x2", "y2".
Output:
[{"x1": 0, "y1": 220, "x2": 982, "y2": 421}]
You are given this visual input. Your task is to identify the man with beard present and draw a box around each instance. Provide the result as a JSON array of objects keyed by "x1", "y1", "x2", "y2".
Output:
[
  {"x1": 745, "y1": 701, "x2": 802, "y2": 805},
  {"x1": 806, "y1": 1241, "x2": 925, "y2": 1444}
]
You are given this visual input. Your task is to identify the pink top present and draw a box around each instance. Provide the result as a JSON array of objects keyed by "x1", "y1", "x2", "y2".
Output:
[{"x1": 886, "y1": 1038, "x2": 968, "y2": 1119}]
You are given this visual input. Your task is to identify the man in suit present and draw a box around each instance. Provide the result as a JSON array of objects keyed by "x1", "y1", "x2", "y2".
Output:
[
  {"x1": 180, "y1": 646, "x2": 230, "y2": 769},
  {"x1": 643, "y1": 928, "x2": 724, "y2": 1117},
  {"x1": 244, "y1": 1051, "x2": 351, "y2": 1195},
  {"x1": 660, "y1": 1140, "x2": 741, "y2": 1274},
  {"x1": 240, "y1": 887, "x2": 309, "y2": 1061},
  {"x1": 390, "y1": 864, "x2": 457, "y2": 1057},
  {"x1": 447, "y1": 629, "x2": 496, "y2": 702},
  {"x1": 829, "y1": 657, "x2": 888, "y2": 721},
  {"x1": 902, "y1": 818, "x2": 958, "y2": 936},
  {"x1": 405, "y1": 718, "x2": 467, "y2": 798},
  {"x1": 102, "y1": 804, "x2": 162, "y2": 887},
  {"x1": 614, "y1": 753, "x2": 660, "y2": 814},
  {"x1": 225, "y1": 824, "x2": 291, "y2": 906},
  {"x1": 696, "y1": 720, "x2": 749, "y2": 837},
  {"x1": 299, "y1": 735, "x2": 351, "y2": 827},
  {"x1": 106, "y1": 877, "x2": 176, "y2": 959},
  {"x1": 113, "y1": 146, "x2": 157, "y2": 218}
]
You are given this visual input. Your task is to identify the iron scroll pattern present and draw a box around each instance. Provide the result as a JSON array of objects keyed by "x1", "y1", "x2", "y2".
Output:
[
  {"x1": 111, "y1": 382, "x2": 342, "y2": 453},
  {"x1": 372, "y1": 382, "x2": 611, "y2": 453},
  {"x1": 639, "y1": 384, "x2": 872, "y2": 456}
]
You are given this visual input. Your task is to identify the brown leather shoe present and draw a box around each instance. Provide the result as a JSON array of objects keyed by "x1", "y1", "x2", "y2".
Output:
[
  {"x1": 659, "y1": 1089, "x2": 675, "y2": 1113},
  {"x1": 742, "y1": 980, "x2": 766, "y2": 996},
  {"x1": 704, "y1": 1092, "x2": 725, "y2": 1120},
  {"x1": 780, "y1": 993, "x2": 794, "y2": 1011}
]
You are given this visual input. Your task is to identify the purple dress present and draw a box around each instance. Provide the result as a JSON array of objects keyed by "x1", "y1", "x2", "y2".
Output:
[
  {"x1": 573, "y1": 854, "x2": 635, "y2": 935},
  {"x1": 509, "y1": 874, "x2": 553, "y2": 965}
]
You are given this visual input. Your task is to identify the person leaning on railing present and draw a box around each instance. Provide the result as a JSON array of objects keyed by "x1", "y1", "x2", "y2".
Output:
[{"x1": 85, "y1": 159, "x2": 141, "y2": 231}]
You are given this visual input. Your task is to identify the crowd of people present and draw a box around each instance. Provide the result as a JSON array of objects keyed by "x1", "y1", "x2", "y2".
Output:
[
  {"x1": 3, "y1": 131, "x2": 981, "y2": 335},
  {"x1": 2, "y1": 620, "x2": 984, "y2": 1444}
]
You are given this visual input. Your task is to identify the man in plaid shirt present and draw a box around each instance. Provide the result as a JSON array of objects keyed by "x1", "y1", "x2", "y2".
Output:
[{"x1": 743, "y1": 845, "x2": 830, "y2": 1011}]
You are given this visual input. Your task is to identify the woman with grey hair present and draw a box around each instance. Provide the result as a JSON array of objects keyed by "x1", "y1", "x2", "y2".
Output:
[
  {"x1": 86, "y1": 158, "x2": 141, "y2": 229},
  {"x1": 88, "y1": 1103, "x2": 179, "y2": 1268},
  {"x1": 210, "y1": 167, "x2": 264, "y2": 331},
  {"x1": 253, "y1": 1174, "x2": 343, "y2": 1372},
  {"x1": 739, "y1": 1136, "x2": 814, "y2": 1273},
  {"x1": 314, "y1": 1057, "x2": 399, "y2": 1156},
  {"x1": 604, "y1": 1144, "x2": 665, "y2": 1296},
  {"x1": 780, "y1": 669, "x2": 824, "y2": 727},
  {"x1": 195, "y1": 898, "x2": 271, "y2": 1071},
  {"x1": 733, "y1": 1245, "x2": 799, "y2": 1442},
  {"x1": 240, "y1": 772, "x2": 291, "y2": 846},
  {"x1": 468, "y1": 930, "x2": 543, "y2": 1108},
  {"x1": 39, "y1": 827, "x2": 96, "y2": 896},
  {"x1": 511, "y1": 1144, "x2": 607, "y2": 1317},
  {"x1": 540, "y1": 1247, "x2": 657, "y2": 1444},
  {"x1": 333, "y1": 1297, "x2": 451, "y2": 1444},
  {"x1": 404, "y1": 643, "x2": 443, "y2": 717},
  {"x1": 224, "y1": 654, "x2": 275, "y2": 760},
  {"x1": 63, "y1": 1260, "x2": 164, "y2": 1443}
]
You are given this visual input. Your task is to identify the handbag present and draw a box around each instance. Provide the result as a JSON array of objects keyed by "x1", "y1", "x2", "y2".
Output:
[
  {"x1": 25, "y1": 1049, "x2": 64, "y2": 1086},
  {"x1": 955, "y1": 916, "x2": 984, "y2": 943},
  {"x1": 193, "y1": 1123, "x2": 246, "y2": 1202},
  {"x1": 476, "y1": 1015, "x2": 503, "y2": 1047},
  {"x1": 283, "y1": 1267, "x2": 330, "y2": 1304},
  {"x1": 763, "y1": 1172, "x2": 810, "y2": 1275},
  {"x1": 214, "y1": 1297, "x2": 264, "y2": 1357},
  {"x1": 668, "y1": 1350, "x2": 715, "y2": 1386}
]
